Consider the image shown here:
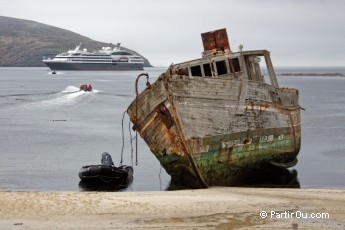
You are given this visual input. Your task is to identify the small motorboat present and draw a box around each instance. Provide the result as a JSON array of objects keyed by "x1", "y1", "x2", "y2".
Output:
[
  {"x1": 52, "y1": 71, "x2": 56, "y2": 74},
  {"x1": 80, "y1": 84, "x2": 93, "y2": 92},
  {"x1": 79, "y1": 152, "x2": 133, "y2": 184}
]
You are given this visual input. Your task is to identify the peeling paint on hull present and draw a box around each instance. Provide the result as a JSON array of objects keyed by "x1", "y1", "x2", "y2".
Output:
[{"x1": 190, "y1": 127, "x2": 300, "y2": 187}]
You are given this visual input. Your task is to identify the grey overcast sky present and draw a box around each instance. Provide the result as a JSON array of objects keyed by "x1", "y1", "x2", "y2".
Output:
[{"x1": 1, "y1": 0, "x2": 344, "y2": 67}]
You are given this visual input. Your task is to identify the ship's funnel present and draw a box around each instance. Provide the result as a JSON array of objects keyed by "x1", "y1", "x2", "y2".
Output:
[{"x1": 201, "y1": 28, "x2": 230, "y2": 53}]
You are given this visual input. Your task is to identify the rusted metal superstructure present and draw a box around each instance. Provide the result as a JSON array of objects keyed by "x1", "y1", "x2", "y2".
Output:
[{"x1": 127, "y1": 29, "x2": 301, "y2": 188}]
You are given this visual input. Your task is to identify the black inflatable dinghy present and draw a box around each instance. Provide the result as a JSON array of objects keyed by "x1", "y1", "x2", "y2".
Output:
[{"x1": 79, "y1": 152, "x2": 133, "y2": 184}]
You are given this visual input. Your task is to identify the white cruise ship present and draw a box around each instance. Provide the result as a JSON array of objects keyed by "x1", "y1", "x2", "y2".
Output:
[{"x1": 43, "y1": 43, "x2": 144, "y2": 71}]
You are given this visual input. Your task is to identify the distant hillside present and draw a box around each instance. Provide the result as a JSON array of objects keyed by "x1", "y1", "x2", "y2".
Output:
[{"x1": 0, "y1": 16, "x2": 152, "y2": 67}]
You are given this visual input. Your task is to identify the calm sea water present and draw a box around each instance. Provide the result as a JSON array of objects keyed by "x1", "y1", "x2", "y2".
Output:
[{"x1": 0, "y1": 67, "x2": 344, "y2": 191}]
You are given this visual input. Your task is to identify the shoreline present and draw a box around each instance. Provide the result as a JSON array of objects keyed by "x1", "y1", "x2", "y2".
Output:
[
  {"x1": 1, "y1": 187, "x2": 345, "y2": 229},
  {"x1": 278, "y1": 73, "x2": 345, "y2": 77}
]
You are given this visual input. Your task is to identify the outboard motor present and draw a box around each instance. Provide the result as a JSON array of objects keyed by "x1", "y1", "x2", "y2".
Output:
[{"x1": 101, "y1": 152, "x2": 114, "y2": 167}]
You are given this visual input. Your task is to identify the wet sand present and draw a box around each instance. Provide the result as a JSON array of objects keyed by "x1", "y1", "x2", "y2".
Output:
[{"x1": 0, "y1": 187, "x2": 345, "y2": 229}]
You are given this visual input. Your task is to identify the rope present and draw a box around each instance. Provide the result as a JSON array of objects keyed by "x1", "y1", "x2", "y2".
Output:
[
  {"x1": 159, "y1": 164, "x2": 163, "y2": 191},
  {"x1": 120, "y1": 110, "x2": 126, "y2": 166},
  {"x1": 129, "y1": 120, "x2": 134, "y2": 167},
  {"x1": 120, "y1": 110, "x2": 136, "y2": 167},
  {"x1": 133, "y1": 73, "x2": 150, "y2": 166},
  {"x1": 135, "y1": 99, "x2": 138, "y2": 166}
]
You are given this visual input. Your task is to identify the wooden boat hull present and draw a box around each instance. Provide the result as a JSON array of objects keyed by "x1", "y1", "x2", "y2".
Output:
[
  {"x1": 127, "y1": 30, "x2": 301, "y2": 188},
  {"x1": 128, "y1": 75, "x2": 301, "y2": 188}
]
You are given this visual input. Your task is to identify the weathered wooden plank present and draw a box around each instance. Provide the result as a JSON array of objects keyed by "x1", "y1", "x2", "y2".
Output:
[
  {"x1": 127, "y1": 79, "x2": 167, "y2": 126},
  {"x1": 168, "y1": 77, "x2": 243, "y2": 100},
  {"x1": 175, "y1": 101, "x2": 293, "y2": 139}
]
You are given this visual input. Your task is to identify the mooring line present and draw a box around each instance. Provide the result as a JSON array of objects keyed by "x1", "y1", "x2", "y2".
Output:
[
  {"x1": 128, "y1": 120, "x2": 134, "y2": 167},
  {"x1": 121, "y1": 109, "x2": 136, "y2": 167},
  {"x1": 120, "y1": 110, "x2": 126, "y2": 166}
]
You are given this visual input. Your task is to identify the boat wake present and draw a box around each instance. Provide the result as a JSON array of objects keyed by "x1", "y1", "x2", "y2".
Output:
[
  {"x1": 48, "y1": 71, "x2": 65, "y2": 75},
  {"x1": 61, "y1": 86, "x2": 81, "y2": 93},
  {"x1": 28, "y1": 86, "x2": 98, "y2": 107}
]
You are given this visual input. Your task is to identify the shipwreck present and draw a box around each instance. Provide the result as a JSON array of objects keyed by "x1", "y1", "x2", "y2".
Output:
[{"x1": 127, "y1": 28, "x2": 301, "y2": 188}]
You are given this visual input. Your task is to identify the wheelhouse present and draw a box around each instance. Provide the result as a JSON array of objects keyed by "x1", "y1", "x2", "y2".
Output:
[{"x1": 170, "y1": 49, "x2": 279, "y2": 88}]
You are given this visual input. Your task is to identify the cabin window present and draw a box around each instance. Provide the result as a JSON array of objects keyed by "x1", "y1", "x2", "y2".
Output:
[
  {"x1": 190, "y1": 65, "x2": 202, "y2": 77},
  {"x1": 246, "y1": 56, "x2": 264, "y2": 82},
  {"x1": 203, "y1": 63, "x2": 212, "y2": 76},
  {"x1": 229, "y1": 58, "x2": 241, "y2": 72},
  {"x1": 215, "y1": 60, "x2": 228, "y2": 76},
  {"x1": 111, "y1": 52, "x2": 133, "y2": 55},
  {"x1": 177, "y1": 68, "x2": 189, "y2": 76}
]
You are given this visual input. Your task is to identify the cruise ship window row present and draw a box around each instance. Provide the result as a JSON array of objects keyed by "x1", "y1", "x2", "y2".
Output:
[
  {"x1": 65, "y1": 55, "x2": 109, "y2": 58},
  {"x1": 71, "y1": 60, "x2": 111, "y2": 62},
  {"x1": 56, "y1": 57, "x2": 111, "y2": 59},
  {"x1": 70, "y1": 59, "x2": 111, "y2": 61},
  {"x1": 111, "y1": 52, "x2": 133, "y2": 56}
]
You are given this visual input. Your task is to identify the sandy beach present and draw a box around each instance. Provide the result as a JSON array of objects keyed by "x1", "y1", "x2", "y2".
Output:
[{"x1": 0, "y1": 188, "x2": 344, "y2": 229}]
